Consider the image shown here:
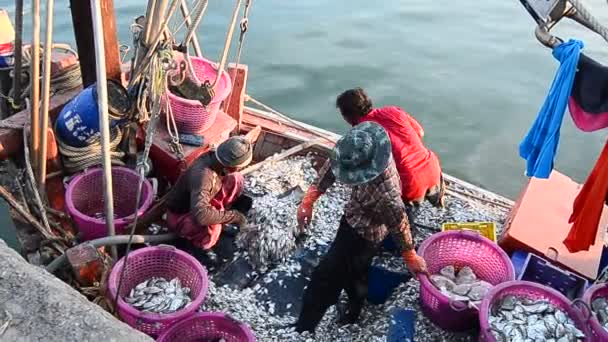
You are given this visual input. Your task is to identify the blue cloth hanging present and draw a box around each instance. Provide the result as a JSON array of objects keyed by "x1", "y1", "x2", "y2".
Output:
[{"x1": 519, "y1": 39, "x2": 584, "y2": 179}]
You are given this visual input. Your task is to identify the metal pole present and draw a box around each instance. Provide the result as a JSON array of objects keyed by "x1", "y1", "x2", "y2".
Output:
[
  {"x1": 12, "y1": 0, "x2": 24, "y2": 110},
  {"x1": 179, "y1": 0, "x2": 202, "y2": 57},
  {"x1": 149, "y1": 0, "x2": 169, "y2": 42},
  {"x1": 142, "y1": 0, "x2": 158, "y2": 45},
  {"x1": 211, "y1": 0, "x2": 242, "y2": 88},
  {"x1": 90, "y1": 0, "x2": 117, "y2": 259},
  {"x1": 38, "y1": 0, "x2": 55, "y2": 194},
  {"x1": 30, "y1": 0, "x2": 41, "y2": 175}
]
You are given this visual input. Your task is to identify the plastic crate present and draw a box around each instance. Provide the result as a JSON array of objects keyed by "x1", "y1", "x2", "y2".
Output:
[
  {"x1": 516, "y1": 252, "x2": 588, "y2": 300},
  {"x1": 510, "y1": 250, "x2": 529, "y2": 278},
  {"x1": 441, "y1": 222, "x2": 496, "y2": 242},
  {"x1": 367, "y1": 266, "x2": 411, "y2": 305},
  {"x1": 387, "y1": 309, "x2": 416, "y2": 342}
]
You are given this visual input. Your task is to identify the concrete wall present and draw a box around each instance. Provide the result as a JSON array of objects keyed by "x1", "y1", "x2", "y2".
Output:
[{"x1": 0, "y1": 239, "x2": 153, "y2": 342}]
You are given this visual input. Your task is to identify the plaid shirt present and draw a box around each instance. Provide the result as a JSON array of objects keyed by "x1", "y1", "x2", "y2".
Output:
[{"x1": 316, "y1": 158, "x2": 414, "y2": 252}]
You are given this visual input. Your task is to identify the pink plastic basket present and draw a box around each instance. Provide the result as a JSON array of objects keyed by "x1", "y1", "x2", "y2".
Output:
[
  {"x1": 479, "y1": 281, "x2": 592, "y2": 341},
  {"x1": 107, "y1": 245, "x2": 209, "y2": 337},
  {"x1": 582, "y1": 283, "x2": 608, "y2": 341},
  {"x1": 417, "y1": 230, "x2": 515, "y2": 331},
  {"x1": 167, "y1": 53, "x2": 232, "y2": 134},
  {"x1": 65, "y1": 166, "x2": 154, "y2": 241},
  {"x1": 156, "y1": 312, "x2": 256, "y2": 342}
]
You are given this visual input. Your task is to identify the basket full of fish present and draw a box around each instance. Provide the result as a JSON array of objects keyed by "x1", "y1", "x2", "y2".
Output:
[
  {"x1": 107, "y1": 245, "x2": 209, "y2": 337},
  {"x1": 417, "y1": 230, "x2": 515, "y2": 331},
  {"x1": 582, "y1": 282, "x2": 608, "y2": 340},
  {"x1": 156, "y1": 312, "x2": 256, "y2": 342},
  {"x1": 479, "y1": 280, "x2": 590, "y2": 342}
]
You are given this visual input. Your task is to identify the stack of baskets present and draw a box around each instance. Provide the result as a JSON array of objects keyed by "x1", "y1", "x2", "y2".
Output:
[{"x1": 107, "y1": 245, "x2": 255, "y2": 340}]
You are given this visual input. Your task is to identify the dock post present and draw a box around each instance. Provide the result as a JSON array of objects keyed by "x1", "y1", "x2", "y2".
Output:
[
  {"x1": 69, "y1": 0, "x2": 121, "y2": 87},
  {"x1": 90, "y1": 0, "x2": 117, "y2": 259}
]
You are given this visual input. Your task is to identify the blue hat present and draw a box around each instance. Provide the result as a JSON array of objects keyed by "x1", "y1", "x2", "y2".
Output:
[{"x1": 330, "y1": 121, "x2": 392, "y2": 185}]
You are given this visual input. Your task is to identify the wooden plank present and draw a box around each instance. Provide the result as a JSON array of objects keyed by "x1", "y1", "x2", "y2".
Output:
[
  {"x1": 225, "y1": 63, "x2": 248, "y2": 132},
  {"x1": 69, "y1": 0, "x2": 121, "y2": 86}
]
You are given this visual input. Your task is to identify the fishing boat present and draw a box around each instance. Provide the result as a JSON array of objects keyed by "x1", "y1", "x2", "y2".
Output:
[{"x1": 0, "y1": 0, "x2": 606, "y2": 341}]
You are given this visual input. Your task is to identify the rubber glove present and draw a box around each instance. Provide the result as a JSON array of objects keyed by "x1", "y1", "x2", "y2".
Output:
[
  {"x1": 402, "y1": 249, "x2": 428, "y2": 275},
  {"x1": 297, "y1": 185, "x2": 323, "y2": 232}
]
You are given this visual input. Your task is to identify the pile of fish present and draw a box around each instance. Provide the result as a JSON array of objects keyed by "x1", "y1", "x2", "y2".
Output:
[
  {"x1": 430, "y1": 265, "x2": 493, "y2": 307},
  {"x1": 592, "y1": 296, "x2": 608, "y2": 332},
  {"x1": 244, "y1": 155, "x2": 318, "y2": 196},
  {"x1": 489, "y1": 295, "x2": 585, "y2": 341},
  {"x1": 236, "y1": 194, "x2": 301, "y2": 268},
  {"x1": 239, "y1": 155, "x2": 347, "y2": 270},
  {"x1": 124, "y1": 277, "x2": 192, "y2": 314},
  {"x1": 202, "y1": 154, "x2": 512, "y2": 341}
]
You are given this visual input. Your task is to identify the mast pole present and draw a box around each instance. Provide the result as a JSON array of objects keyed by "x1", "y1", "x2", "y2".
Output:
[
  {"x1": 90, "y1": 0, "x2": 117, "y2": 259},
  {"x1": 37, "y1": 0, "x2": 55, "y2": 194},
  {"x1": 30, "y1": 0, "x2": 41, "y2": 175},
  {"x1": 12, "y1": 0, "x2": 24, "y2": 111}
]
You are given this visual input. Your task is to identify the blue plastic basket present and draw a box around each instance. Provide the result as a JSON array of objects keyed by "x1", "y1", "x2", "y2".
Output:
[
  {"x1": 514, "y1": 251, "x2": 588, "y2": 299},
  {"x1": 367, "y1": 266, "x2": 411, "y2": 305},
  {"x1": 387, "y1": 309, "x2": 416, "y2": 342}
]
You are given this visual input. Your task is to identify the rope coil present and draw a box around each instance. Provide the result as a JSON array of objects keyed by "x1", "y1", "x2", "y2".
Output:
[{"x1": 56, "y1": 126, "x2": 126, "y2": 174}]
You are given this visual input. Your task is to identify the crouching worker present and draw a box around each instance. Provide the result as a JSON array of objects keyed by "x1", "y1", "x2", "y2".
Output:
[
  {"x1": 295, "y1": 122, "x2": 428, "y2": 333},
  {"x1": 165, "y1": 136, "x2": 252, "y2": 251}
]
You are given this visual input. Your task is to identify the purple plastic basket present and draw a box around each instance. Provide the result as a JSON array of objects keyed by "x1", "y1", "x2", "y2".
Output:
[
  {"x1": 107, "y1": 245, "x2": 209, "y2": 337},
  {"x1": 582, "y1": 283, "x2": 608, "y2": 341},
  {"x1": 65, "y1": 166, "x2": 154, "y2": 241},
  {"x1": 479, "y1": 281, "x2": 592, "y2": 342},
  {"x1": 157, "y1": 312, "x2": 256, "y2": 342},
  {"x1": 417, "y1": 231, "x2": 515, "y2": 331},
  {"x1": 166, "y1": 53, "x2": 232, "y2": 134}
]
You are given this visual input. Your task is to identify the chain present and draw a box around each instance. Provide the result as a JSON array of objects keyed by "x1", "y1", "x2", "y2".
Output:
[
  {"x1": 225, "y1": 0, "x2": 251, "y2": 115},
  {"x1": 113, "y1": 45, "x2": 172, "y2": 312}
]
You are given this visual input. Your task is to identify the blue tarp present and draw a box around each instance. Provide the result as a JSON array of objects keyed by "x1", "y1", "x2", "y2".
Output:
[{"x1": 519, "y1": 39, "x2": 584, "y2": 178}]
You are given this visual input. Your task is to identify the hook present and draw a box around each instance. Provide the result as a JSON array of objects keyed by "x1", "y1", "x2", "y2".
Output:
[{"x1": 535, "y1": 25, "x2": 563, "y2": 48}]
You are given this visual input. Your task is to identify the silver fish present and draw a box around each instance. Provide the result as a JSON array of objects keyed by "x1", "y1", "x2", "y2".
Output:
[
  {"x1": 490, "y1": 296, "x2": 585, "y2": 341},
  {"x1": 429, "y1": 274, "x2": 454, "y2": 291},
  {"x1": 124, "y1": 277, "x2": 192, "y2": 314},
  {"x1": 439, "y1": 265, "x2": 456, "y2": 280},
  {"x1": 430, "y1": 265, "x2": 493, "y2": 306},
  {"x1": 455, "y1": 266, "x2": 477, "y2": 285}
]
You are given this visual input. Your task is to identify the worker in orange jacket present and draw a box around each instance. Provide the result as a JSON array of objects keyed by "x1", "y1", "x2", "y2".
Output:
[{"x1": 298, "y1": 87, "x2": 445, "y2": 234}]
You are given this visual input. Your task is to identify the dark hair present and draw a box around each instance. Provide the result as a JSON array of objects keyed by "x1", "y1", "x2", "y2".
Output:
[{"x1": 336, "y1": 88, "x2": 373, "y2": 122}]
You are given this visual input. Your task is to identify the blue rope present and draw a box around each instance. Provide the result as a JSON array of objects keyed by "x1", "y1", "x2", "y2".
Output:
[{"x1": 519, "y1": 39, "x2": 584, "y2": 179}]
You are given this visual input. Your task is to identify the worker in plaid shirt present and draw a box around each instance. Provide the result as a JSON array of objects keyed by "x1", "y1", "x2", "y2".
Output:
[{"x1": 295, "y1": 121, "x2": 427, "y2": 333}]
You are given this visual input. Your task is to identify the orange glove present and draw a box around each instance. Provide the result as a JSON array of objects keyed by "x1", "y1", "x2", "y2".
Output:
[
  {"x1": 297, "y1": 185, "x2": 323, "y2": 232},
  {"x1": 402, "y1": 249, "x2": 428, "y2": 275}
]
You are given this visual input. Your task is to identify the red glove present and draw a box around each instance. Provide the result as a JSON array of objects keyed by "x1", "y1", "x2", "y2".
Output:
[
  {"x1": 402, "y1": 250, "x2": 428, "y2": 275},
  {"x1": 297, "y1": 185, "x2": 323, "y2": 232}
]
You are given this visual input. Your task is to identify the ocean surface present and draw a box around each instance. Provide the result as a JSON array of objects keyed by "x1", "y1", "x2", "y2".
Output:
[{"x1": 2, "y1": 0, "x2": 608, "y2": 200}]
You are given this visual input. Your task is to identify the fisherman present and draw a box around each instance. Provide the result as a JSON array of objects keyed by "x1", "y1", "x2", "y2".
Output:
[
  {"x1": 165, "y1": 136, "x2": 252, "y2": 254},
  {"x1": 299, "y1": 88, "x2": 445, "y2": 225},
  {"x1": 295, "y1": 122, "x2": 427, "y2": 333}
]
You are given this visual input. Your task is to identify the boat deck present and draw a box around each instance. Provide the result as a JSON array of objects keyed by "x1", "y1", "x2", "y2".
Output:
[{"x1": 191, "y1": 148, "x2": 511, "y2": 341}]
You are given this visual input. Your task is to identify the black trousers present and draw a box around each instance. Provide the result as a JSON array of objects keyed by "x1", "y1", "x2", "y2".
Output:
[{"x1": 295, "y1": 217, "x2": 379, "y2": 332}]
